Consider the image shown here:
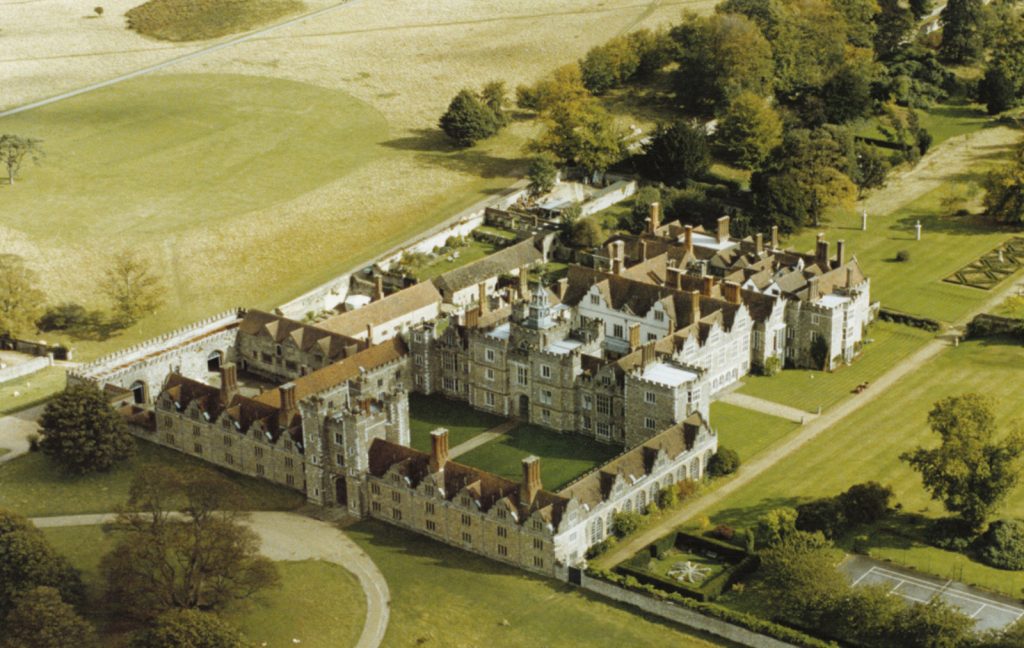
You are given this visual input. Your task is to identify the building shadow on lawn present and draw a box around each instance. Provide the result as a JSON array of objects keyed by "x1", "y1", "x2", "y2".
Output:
[
  {"x1": 381, "y1": 129, "x2": 526, "y2": 179},
  {"x1": 345, "y1": 520, "x2": 743, "y2": 645}
]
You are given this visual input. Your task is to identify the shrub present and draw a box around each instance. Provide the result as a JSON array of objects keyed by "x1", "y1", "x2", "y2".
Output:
[
  {"x1": 439, "y1": 89, "x2": 500, "y2": 147},
  {"x1": 676, "y1": 480, "x2": 698, "y2": 500},
  {"x1": 707, "y1": 447, "x2": 740, "y2": 477},
  {"x1": 896, "y1": 249, "x2": 911, "y2": 262},
  {"x1": 979, "y1": 519, "x2": 1024, "y2": 570},
  {"x1": 796, "y1": 497, "x2": 847, "y2": 539},
  {"x1": 754, "y1": 507, "x2": 799, "y2": 548},
  {"x1": 762, "y1": 356, "x2": 781, "y2": 376},
  {"x1": 612, "y1": 511, "x2": 644, "y2": 538},
  {"x1": 853, "y1": 534, "x2": 871, "y2": 554},
  {"x1": 36, "y1": 303, "x2": 102, "y2": 332},
  {"x1": 27, "y1": 434, "x2": 40, "y2": 452},
  {"x1": 94, "y1": 6, "x2": 104, "y2": 16},
  {"x1": 657, "y1": 485, "x2": 679, "y2": 510},
  {"x1": 927, "y1": 517, "x2": 978, "y2": 552},
  {"x1": 839, "y1": 481, "x2": 894, "y2": 525},
  {"x1": 712, "y1": 524, "x2": 735, "y2": 541}
]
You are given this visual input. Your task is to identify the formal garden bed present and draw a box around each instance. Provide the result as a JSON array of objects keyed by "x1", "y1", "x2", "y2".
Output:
[{"x1": 944, "y1": 237, "x2": 1024, "y2": 290}]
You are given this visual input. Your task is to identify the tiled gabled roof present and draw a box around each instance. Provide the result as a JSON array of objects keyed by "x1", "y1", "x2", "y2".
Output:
[
  {"x1": 239, "y1": 310, "x2": 363, "y2": 361},
  {"x1": 318, "y1": 282, "x2": 442, "y2": 338},
  {"x1": 433, "y1": 237, "x2": 544, "y2": 297}
]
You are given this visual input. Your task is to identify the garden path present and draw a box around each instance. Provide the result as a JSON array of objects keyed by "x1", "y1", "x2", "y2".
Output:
[
  {"x1": 0, "y1": 404, "x2": 43, "y2": 465},
  {"x1": 448, "y1": 420, "x2": 518, "y2": 460},
  {"x1": 716, "y1": 392, "x2": 815, "y2": 424}
]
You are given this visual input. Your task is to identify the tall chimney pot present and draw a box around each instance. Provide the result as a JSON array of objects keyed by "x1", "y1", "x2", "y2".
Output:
[
  {"x1": 219, "y1": 362, "x2": 238, "y2": 405},
  {"x1": 684, "y1": 225, "x2": 694, "y2": 254},
  {"x1": 429, "y1": 428, "x2": 449, "y2": 473},
  {"x1": 717, "y1": 216, "x2": 731, "y2": 243},
  {"x1": 522, "y1": 456, "x2": 542, "y2": 506}
]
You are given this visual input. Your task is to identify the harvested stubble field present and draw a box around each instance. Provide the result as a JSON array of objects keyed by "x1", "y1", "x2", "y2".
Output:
[{"x1": 1, "y1": 0, "x2": 710, "y2": 360}]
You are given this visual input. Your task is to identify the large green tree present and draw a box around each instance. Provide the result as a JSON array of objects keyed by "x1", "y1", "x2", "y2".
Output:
[
  {"x1": 716, "y1": 91, "x2": 783, "y2": 169},
  {"x1": 532, "y1": 100, "x2": 624, "y2": 174},
  {"x1": 758, "y1": 530, "x2": 845, "y2": 625},
  {"x1": 0, "y1": 254, "x2": 44, "y2": 337},
  {"x1": 39, "y1": 382, "x2": 135, "y2": 475},
  {"x1": 129, "y1": 609, "x2": 246, "y2": 648},
  {"x1": 752, "y1": 127, "x2": 857, "y2": 231},
  {"x1": 901, "y1": 394, "x2": 1024, "y2": 530},
  {"x1": 891, "y1": 599, "x2": 976, "y2": 648},
  {"x1": 0, "y1": 134, "x2": 44, "y2": 186},
  {"x1": 641, "y1": 120, "x2": 710, "y2": 186},
  {"x1": 516, "y1": 64, "x2": 589, "y2": 113},
  {"x1": 100, "y1": 250, "x2": 166, "y2": 326},
  {"x1": 671, "y1": 12, "x2": 774, "y2": 115},
  {"x1": 0, "y1": 510, "x2": 83, "y2": 618},
  {"x1": 1, "y1": 586, "x2": 95, "y2": 648},
  {"x1": 939, "y1": 0, "x2": 986, "y2": 63},
  {"x1": 984, "y1": 146, "x2": 1024, "y2": 224},
  {"x1": 439, "y1": 89, "x2": 500, "y2": 147},
  {"x1": 101, "y1": 468, "x2": 279, "y2": 620},
  {"x1": 579, "y1": 36, "x2": 641, "y2": 95},
  {"x1": 874, "y1": 0, "x2": 916, "y2": 59}
]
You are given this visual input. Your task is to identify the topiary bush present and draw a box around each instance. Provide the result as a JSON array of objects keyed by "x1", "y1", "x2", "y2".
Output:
[
  {"x1": 979, "y1": 519, "x2": 1024, "y2": 570},
  {"x1": 707, "y1": 447, "x2": 740, "y2": 477},
  {"x1": 896, "y1": 249, "x2": 911, "y2": 262}
]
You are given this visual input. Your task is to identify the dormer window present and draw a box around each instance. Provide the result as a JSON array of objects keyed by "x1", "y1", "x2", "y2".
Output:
[{"x1": 653, "y1": 310, "x2": 665, "y2": 322}]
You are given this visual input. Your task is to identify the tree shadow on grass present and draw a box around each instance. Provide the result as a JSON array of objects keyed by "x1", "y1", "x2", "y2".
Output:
[
  {"x1": 711, "y1": 495, "x2": 806, "y2": 529},
  {"x1": 892, "y1": 211, "x2": 1005, "y2": 237},
  {"x1": 381, "y1": 128, "x2": 527, "y2": 179}
]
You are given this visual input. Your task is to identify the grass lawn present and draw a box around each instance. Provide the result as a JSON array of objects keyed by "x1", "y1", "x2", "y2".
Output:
[
  {"x1": 0, "y1": 366, "x2": 65, "y2": 416},
  {"x1": 408, "y1": 393, "x2": 505, "y2": 452},
  {"x1": 856, "y1": 103, "x2": 991, "y2": 147},
  {"x1": 43, "y1": 525, "x2": 364, "y2": 647},
  {"x1": 637, "y1": 547, "x2": 728, "y2": 586},
  {"x1": 709, "y1": 402, "x2": 800, "y2": 462},
  {"x1": 346, "y1": 519, "x2": 733, "y2": 648},
  {"x1": 410, "y1": 239, "x2": 500, "y2": 281},
  {"x1": 126, "y1": 0, "x2": 305, "y2": 42},
  {"x1": 993, "y1": 294, "x2": 1024, "y2": 318},
  {"x1": 455, "y1": 424, "x2": 620, "y2": 491},
  {"x1": 0, "y1": 439, "x2": 304, "y2": 517},
  {"x1": 785, "y1": 187, "x2": 1022, "y2": 324},
  {"x1": 737, "y1": 321, "x2": 934, "y2": 413},
  {"x1": 702, "y1": 338, "x2": 1024, "y2": 594}
]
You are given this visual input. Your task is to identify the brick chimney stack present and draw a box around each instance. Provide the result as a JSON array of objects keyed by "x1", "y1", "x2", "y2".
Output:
[
  {"x1": 690, "y1": 290, "x2": 701, "y2": 324},
  {"x1": 628, "y1": 323, "x2": 641, "y2": 351},
  {"x1": 836, "y1": 240, "x2": 846, "y2": 267},
  {"x1": 648, "y1": 201, "x2": 661, "y2": 234},
  {"x1": 374, "y1": 275, "x2": 384, "y2": 301},
  {"x1": 771, "y1": 225, "x2": 779, "y2": 250},
  {"x1": 478, "y1": 282, "x2": 489, "y2": 315},
  {"x1": 518, "y1": 266, "x2": 529, "y2": 300},
  {"x1": 556, "y1": 277, "x2": 568, "y2": 301},
  {"x1": 724, "y1": 281, "x2": 742, "y2": 304},
  {"x1": 639, "y1": 240, "x2": 648, "y2": 261},
  {"x1": 279, "y1": 383, "x2": 297, "y2": 426},
  {"x1": 366, "y1": 323, "x2": 374, "y2": 345},
  {"x1": 522, "y1": 455, "x2": 542, "y2": 506},
  {"x1": 667, "y1": 266, "x2": 684, "y2": 291},
  {"x1": 429, "y1": 428, "x2": 449, "y2": 473},
  {"x1": 754, "y1": 233, "x2": 764, "y2": 255},
  {"x1": 808, "y1": 276, "x2": 820, "y2": 301},
  {"x1": 717, "y1": 215, "x2": 730, "y2": 244},
  {"x1": 815, "y1": 234, "x2": 829, "y2": 266},
  {"x1": 219, "y1": 362, "x2": 238, "y2": 405},
  {"x1": 684, "y1": 225, "x2": 694, "y2": 254},
  {"x1": 641, "y1": 341, "x2": 657, "y2": 367},
  {"x1": 701, "y1": 276, "x2": 714, "y2": 297},
  {"x1": 611, "y1": 240, "x2": 625, "y2": 274}
]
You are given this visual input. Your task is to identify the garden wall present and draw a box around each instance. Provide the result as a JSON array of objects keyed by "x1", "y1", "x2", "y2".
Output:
[
  {"x1": 578, "y1": 573, "x2": 798, "y2": 648},
  {"x1": 0, "y1": 355, "x2": 52, "y2": 385}
]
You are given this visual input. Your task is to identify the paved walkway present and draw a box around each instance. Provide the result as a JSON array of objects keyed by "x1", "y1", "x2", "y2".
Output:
[
  {"x1": 0, "y1": 404, "x2": 43, "y2": 465},
  {"x1": 448, "y1": 420, "x2": 518, "y2": 459},
  {"x1": 32, "y1": 511, "x2": 390, "y2": 648},
  {"x1": 717, "y1": 392, "x2": 816, "y2": 424},
  {"x1": 841, "y1": 555, "x2": 1024, "y2": 632}
]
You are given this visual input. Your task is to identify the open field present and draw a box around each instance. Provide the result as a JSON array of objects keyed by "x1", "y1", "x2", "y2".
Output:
[
  {"x1": 0, "y1": 439, "x2": 304, "y2": 516},
  {"x1": 709, "y1": 402, "x2": 800, "y2": 462},
  {"x1": 456, "y1": 424, "x2": 621, "y2": 490},
  {"x1": 408, "y1": 393, "x2": 505, "y2": 452},
  {"x1": 703, "y1": 338, "x2": 1024, "y2": 595},
  {"x1": 346, "y1": 518, "x2": 734, "y2": 647},
  {"x1": 737, "y1": 321, "x2": 934, "y2": 413},
  {"x1": 1, "y1": 0, "x2": 707, "y2": 361},
  {"x1": 42, "y1": 525, "x2": 365, "y2": 647},
  {"x1": 0, "y1": 366, "x2": 66, "y2": 416}
]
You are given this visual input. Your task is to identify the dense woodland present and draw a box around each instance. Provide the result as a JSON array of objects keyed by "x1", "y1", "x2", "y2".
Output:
[{"x1": 440, "y1": 0, "x2": 1024, "y2": 240}]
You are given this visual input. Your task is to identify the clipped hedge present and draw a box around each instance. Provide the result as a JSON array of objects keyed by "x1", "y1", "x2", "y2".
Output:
[
  {"x1": 966, "y1": 314, "x2": 1024, "y2": 340},
  {"x1": 587, "y1": 568, "x2": 835, "y2": 648},
  {"x1": 877, "y1": 307, "x2": 940, "y2": 332}
]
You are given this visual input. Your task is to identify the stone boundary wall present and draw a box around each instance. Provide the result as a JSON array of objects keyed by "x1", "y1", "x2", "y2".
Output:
[
  {"x1": 0, "y1": 355, "x2": 52, "y2": 385},
  {"x1": 69, "y1": 309, "x2": 243, "y2": 384},
  {"x1": 278, "y1": 185, "x2": 531, "y2": 319},
  {"x1": 578, "y1": 573, "x2": 797, "y2": 648},
  {"x1": 579, "y1": 180, "x2": 637, "y2": 217}
]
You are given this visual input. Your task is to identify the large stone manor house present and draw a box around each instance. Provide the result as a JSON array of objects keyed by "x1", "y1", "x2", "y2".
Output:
[{"x1": 69, "y1": 209, "x2": 873, "y2": 576}]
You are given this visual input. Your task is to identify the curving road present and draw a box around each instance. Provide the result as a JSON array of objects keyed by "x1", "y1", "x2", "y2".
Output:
[{"x1": 31, "y1": 511, "x2": 390, "y2": 648}]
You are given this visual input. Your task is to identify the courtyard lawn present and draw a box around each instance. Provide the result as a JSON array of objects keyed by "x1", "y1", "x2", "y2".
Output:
[
  {"x1": 42, "y1": 525, "x2": 365, "y2": 647},
  {"x1": 737, "y1": 320, "x2": 934, "y2": 413},
  {"x1": 410, "y1": 239, "x2": 500, "y2": 281},
  {"x1": 0, "y1": 439, "x2": 304, "y2": 517},
  {"x1": 347, "y1": 519, "x2": 733, "y2": 648},
  {"x1": 702, "y1": 339, "x2": 1024, "y2": 593},
  {"x1": 709, "y1": 402, "x2": 800, "y2": 462},
  {"x1": 455, "y1": 424, "x2": 620, "y2": 491},
  {"x1": 638, "y1": 547, "x2": 728, "y2": 586},
  {"x1": 0, "y1": 366, "x2": 65, "y2": 416},
  {"x1": 785, "y1": 186, "x2": 1022, "y2": 324},
  {"x1": 408, "y1": 393, "x2": 505, "y2": 452}
]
